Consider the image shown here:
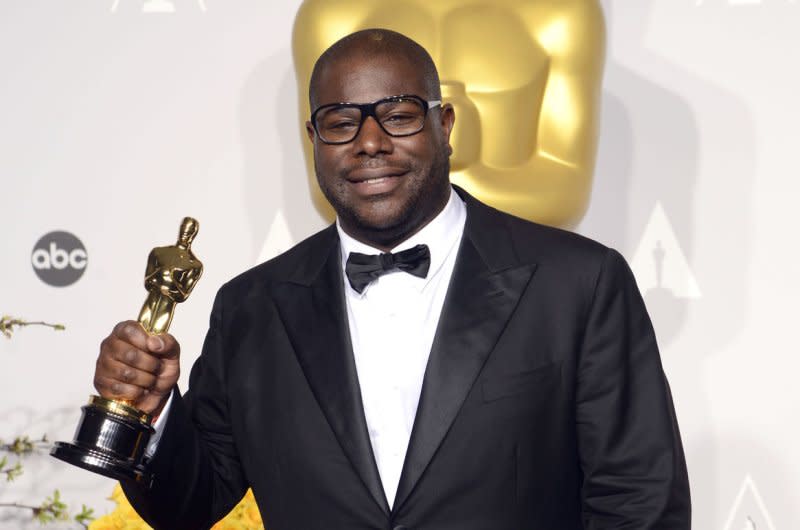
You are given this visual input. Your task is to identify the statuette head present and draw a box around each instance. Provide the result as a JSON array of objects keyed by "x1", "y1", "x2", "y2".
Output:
[{"x1": 178, "y1": 217, "x2": 199, "y2": 246}]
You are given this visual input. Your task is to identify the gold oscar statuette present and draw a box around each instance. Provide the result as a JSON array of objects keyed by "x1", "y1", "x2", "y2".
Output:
[{"x1": 51, "y1": 217, "x2": 203, "y2": 487}]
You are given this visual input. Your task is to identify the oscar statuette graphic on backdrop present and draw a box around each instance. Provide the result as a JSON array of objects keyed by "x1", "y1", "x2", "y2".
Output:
[
  {"x1": 51, "y1": 217, "x2": 203, "y2": 487},
  {"x1": 292, "y1": 0, "x2": 605, "y2": 229}
]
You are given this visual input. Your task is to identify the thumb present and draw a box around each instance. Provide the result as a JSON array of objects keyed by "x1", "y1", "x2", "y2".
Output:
[{"x1": 146, "y1": 333, "x2": 180, "y2": 359}]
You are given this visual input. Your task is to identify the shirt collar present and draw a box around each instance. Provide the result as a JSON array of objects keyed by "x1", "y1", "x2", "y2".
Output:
[{"x1": 337, "y1": 187, "x2": 467, "y2": 295}]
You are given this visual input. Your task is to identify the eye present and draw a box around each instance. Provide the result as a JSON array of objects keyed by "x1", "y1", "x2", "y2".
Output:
[
  {"x1": 328, "y1": 119, "x2": 359, "y2": 130},
  {"x1": 316, "y1": 106, "x2": 361, "y2": 131},
  {"x1": 383, "y1": 113, "x2": 416, "y2": 124},
  {"x1": 377, "y1": 99, "x2": 425, "y2": 128}
]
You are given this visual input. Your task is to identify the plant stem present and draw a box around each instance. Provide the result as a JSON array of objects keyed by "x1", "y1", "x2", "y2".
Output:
[
  {"x1": 0, "y1": 435, "x2": 50, "y2": 455},
  {"x1": 18, "y1": 320, "x2": 63, "y2": 329},
  {"x1": 0, "y1": 316, "x2": 65, "y2": 338},
  {"x1": 0, "y1": 501, "x2": 39, "y2": 510}
]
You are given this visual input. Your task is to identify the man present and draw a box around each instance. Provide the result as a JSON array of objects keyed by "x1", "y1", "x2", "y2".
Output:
[{"x1": 96, "y1": 29, "x2": 690, "y2": 529}]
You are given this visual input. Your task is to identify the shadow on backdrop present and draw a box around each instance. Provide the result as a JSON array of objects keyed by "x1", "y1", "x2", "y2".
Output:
[
  {"x1": 580, "y1": 1, "x2": 756, "y2": 528},
  {"x1": 239, "y1": 51, "x2": 326, "y2": 264}
]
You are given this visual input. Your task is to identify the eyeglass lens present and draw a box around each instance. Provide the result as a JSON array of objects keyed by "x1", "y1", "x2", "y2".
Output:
[{"x1": 315, "y1": 98, "x2": 426, "y2": 143}]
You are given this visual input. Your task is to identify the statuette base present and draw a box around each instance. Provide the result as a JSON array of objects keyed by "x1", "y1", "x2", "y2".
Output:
[{"x1": 50, "y1": 397, "x2": 154, "y2": 488}]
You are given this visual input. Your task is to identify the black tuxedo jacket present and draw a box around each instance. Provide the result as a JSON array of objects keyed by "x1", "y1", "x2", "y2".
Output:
[{"x1": 123, "y1": 188, "x2": 690, "y2": 529}]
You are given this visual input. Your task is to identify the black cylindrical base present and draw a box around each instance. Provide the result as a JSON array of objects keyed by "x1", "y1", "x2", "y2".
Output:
[{"x1": 51, "y1": 398, "x2": 155, "y2": 488}]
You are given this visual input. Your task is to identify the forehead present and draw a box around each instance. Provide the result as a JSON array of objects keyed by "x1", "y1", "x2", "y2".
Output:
[{"x1": 314, "y1": 53, "x2": 428, "y2": 106}]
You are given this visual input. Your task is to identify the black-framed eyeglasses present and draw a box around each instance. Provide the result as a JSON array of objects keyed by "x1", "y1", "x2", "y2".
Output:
[{"x1": 310, "y1": 94, "x2": 442, "y2": 145}]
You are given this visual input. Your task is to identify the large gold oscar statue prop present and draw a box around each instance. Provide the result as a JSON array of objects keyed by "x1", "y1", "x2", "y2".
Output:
[
  {"x1": 51, "y1": 218, "x2": 203, "y2": 487},
  {"x1": 293, "y1": 0, "x2": 606, "y2": 228}
]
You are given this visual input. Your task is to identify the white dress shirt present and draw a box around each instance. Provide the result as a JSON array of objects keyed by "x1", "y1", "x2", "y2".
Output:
[
  {"x1": 147, "y1": 188, "x2": 467, "y2": 509},
  {"x1": 337, "y1": 188, "x2": 466, "y2": 507}
]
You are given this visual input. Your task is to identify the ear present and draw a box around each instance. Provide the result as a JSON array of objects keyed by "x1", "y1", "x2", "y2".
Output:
[
  {"x1": 439, "y1": 103, "x2": 455, "y2": 153},
  {"x1": 305, "y1": 121, "x2": 316, "y2": 144}
]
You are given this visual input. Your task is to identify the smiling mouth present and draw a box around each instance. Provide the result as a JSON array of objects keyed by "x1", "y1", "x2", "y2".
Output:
[
  {"x1": 358, "y1": 176, "x2": 391, "y2": 184},
  {"x1": 346, "y1": 168, "x2": 408, "y2": 183},
  {"x1": 345, "y1": 169, "x2": 407, "y2": 196}
]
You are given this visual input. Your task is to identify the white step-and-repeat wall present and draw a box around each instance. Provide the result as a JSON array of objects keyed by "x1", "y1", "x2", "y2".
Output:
[{"x1": 1, "y1": 1, "x2": 797, "y2": 528}]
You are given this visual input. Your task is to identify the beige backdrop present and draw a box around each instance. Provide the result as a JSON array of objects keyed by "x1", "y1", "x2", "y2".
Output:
[{"x1": 1, "y1": 1, "x2": 797, "y2": 528}]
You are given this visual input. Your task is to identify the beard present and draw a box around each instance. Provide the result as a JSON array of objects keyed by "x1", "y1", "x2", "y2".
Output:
[{"x1": 316, "y1": 149, "x2": 451, "y2": 249}]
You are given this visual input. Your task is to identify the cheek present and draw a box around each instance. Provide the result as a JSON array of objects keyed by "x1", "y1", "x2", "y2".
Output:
[
  {"x1": 313, "y1": 147, "x2": 343, "y2": 178},
  {"x1": 404, "y1": 135, "x2": 443, "y2": 166}
]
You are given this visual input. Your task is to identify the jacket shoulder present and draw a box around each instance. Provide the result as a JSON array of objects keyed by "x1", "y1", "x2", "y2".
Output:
[
  {"x1": 216, "y1": 225, "x2": 336, "y2": 302},
  {"x1": 467, "y1": 192, "x2": 610, "y2": 266},
  {"x1": 487, "y1": 208, "x2": 637, "y2": 322},
  {"x1": 506, "y1": 212, "x2": 609, "y2": 264}
]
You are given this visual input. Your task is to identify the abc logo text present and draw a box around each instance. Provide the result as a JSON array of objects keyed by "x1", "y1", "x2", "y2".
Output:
[{"x1": 31, "y1": 231, "x2": 88, "y2": 287}]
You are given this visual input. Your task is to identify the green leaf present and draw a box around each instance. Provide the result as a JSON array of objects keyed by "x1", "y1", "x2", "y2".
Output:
[{"x1": 75, "y1": 504, "x2": 95, "y2": 525}]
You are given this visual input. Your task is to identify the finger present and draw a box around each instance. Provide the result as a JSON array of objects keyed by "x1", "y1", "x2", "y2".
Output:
[
  {"x1": 112, "y1": 320, "x2": 150, "y2": 351},
  {"x1": 103, "y1": 358, "x2": 159, "y2": 390},
  {"x1": 106, "y1": 343, "x2": 162, "y2": 374},
  {"x1": 148, "y1": 373, "x2": 178, "y2": 396},
  {"x1": 135, "y1": 389, "x2": 173, "y2": 415},
  {"x1": 146, "y1": 332, "x2": 180, "y2": 360},
  {"x1": 94, "y1": 374, "x2": 147, "y2": 402}
]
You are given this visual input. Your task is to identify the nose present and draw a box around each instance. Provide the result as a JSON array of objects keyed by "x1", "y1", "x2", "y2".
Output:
[{"x1": 352, "y1": 115, "x2": 392, "y2": 156}]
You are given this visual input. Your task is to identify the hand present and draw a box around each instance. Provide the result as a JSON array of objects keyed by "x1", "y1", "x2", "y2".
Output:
[{"x1": 94, "y1": 320, "x2": 181, "y2": 416}]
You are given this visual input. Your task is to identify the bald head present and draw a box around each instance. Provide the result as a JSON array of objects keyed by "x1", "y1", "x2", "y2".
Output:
[{"x1": 309, "y1": 29, "x2": 441, "y2": 109}]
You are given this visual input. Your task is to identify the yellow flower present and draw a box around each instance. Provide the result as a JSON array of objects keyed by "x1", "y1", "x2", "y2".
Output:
[
  {"x1": 86, "y1": 515, "x2": 119, "y2": 530},
  {"x1": 91, "y1": 484, "x2": 265, "y2": 530},
  {"x1": 243, "y1": 501, "x2": 263, "y2": 526}
]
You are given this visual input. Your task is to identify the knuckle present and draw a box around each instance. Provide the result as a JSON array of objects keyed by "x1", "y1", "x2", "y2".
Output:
[
  {"x1": 120, "y1": 367, "x2": 134, "y2": 383},
  {"x1": 118, "y1": 322, "x2": 135, "y2": 339},
  {"x1": 113, "y1": 321, "x2": 129, "y2": 337},
  {"x1": 123, "y1": 348, "x2": 138, "y2": 364}
]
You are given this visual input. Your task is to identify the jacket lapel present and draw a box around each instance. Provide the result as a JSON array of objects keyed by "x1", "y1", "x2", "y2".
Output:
[
  {"x1": 393, "y1": 191, "x2": 538, "y2": 511},
  {"x1": 271, "y1": 226, "x2": 390, "y2": 516}
]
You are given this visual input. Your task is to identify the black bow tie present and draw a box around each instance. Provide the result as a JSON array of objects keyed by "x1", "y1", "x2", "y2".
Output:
[{"x1": 345, "y1": 244, "x2": 431, "y2": 294}]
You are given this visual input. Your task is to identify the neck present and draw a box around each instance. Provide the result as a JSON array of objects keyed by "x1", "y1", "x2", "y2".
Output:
[
  {"x1": 340, "y1": 191, "x2": 450, "y2": 253},
  {"x1": 341, "y1": 222, "x2": 428, "y2": 253}
]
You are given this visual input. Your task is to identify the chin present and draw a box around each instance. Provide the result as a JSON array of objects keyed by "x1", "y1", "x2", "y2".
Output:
[{"x1": 353, "y1": 208, "x2": 408, "y2": 234}]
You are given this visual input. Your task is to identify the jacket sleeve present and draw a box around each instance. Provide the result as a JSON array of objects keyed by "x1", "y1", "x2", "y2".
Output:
[
  {"x1": 121, "y1": 288, "x2": 248, "y2": 530},
  {"x1": 576, "y1": 248, "x2": 691, "y2": 529}
]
